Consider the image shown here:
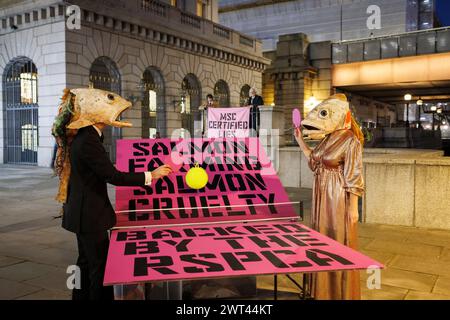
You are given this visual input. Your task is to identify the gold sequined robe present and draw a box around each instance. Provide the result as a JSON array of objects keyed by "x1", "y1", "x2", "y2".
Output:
[{"x1": 307, "y1": 129, "x2": 364, "y2": 300}]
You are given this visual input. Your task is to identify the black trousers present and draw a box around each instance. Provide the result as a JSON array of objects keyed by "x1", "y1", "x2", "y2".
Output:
[{"x1": 72, "y1": 231, "x2": 114, "y2": 300}]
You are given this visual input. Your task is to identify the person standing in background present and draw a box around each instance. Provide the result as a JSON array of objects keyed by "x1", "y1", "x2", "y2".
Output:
[
  {"x1": 246, "y1": 88, "x2": 263, "y2": 137},
  {"x1": 199, "y1": 94, "x2": 217, "y2": 137}
]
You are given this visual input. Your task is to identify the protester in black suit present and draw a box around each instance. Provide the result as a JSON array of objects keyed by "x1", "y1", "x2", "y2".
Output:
[
  {"x1": 63, "y1": 124, "x2": 171, "y2": 300},
  {"x1": 246, "y1": 87, "x2": 264, "y2": 137}
]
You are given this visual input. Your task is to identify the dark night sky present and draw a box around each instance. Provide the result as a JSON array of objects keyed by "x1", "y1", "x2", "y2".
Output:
[{"x1": 436, "y1": 0, "x2": 450, "y2": 26}]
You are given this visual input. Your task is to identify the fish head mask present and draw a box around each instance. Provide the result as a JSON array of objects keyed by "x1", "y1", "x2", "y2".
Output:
[
  {"x1": 301, "y1": 93, "x2": 352, "y2": 140},
  {"x1": 67, "y1": 88, "x2": 132, "y2": 129}
]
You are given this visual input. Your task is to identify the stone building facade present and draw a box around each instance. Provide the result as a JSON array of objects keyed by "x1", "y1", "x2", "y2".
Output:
[{"x1": 0, "y1": 0, "x2": 268, "y2": 166}]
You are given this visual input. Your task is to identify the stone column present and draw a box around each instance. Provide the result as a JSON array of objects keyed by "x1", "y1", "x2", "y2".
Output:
[{"x1": 263, "y1": 33, "x2": 318, "y2": 145}]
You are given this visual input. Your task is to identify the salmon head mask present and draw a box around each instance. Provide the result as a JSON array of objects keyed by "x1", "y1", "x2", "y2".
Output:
[
  {"x1": 51, "y1": 88, "x2": 133, "y2": 207},
  {"x1": 67, "y1": 88, "x2": 132, "y2": 129},
  {"x1": 301, "y1": 93, "x2": 352, "y2": 140}
]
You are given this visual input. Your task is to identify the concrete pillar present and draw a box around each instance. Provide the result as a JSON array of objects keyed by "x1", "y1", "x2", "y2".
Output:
[
  {"x1": 259, "y1": 105, "x2": 285, "y2": 173},
  {"x1": 263, "y1": 33, "x2": 318, "y2": 144}
]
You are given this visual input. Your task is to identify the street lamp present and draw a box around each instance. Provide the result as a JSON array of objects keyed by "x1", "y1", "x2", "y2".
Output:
[
  {"x1": 416, "y1": 99, "x2": 423, "y2": 128},
  {"x1": 430, "y1": 105, "x2": 437, "y2": 131},
  {"x1": 404, "y1": 94, "x2": 412, "y2": 127}
]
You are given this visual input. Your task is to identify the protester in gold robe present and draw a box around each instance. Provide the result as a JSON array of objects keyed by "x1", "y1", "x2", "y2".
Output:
[{"x1": 294, "y1": 94, "x2": 365, "y2": 300}]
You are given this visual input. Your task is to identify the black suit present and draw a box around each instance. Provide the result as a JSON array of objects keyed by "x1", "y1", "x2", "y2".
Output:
[
  {"x1": 247, "y1": 95, "x2": 264, "y2": 136},
  {"x1": 63, "y1": 126, "x2": 146, "y2": 300}
]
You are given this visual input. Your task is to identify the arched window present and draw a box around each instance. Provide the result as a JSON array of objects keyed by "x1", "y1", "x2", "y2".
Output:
[
  {"x1": 180, "y1": 73, "x2": 201, "y2": 137},
  {"x1": 214, "y1": 80, "x2": 230, "y2": 107},
  {"x1": 240, "y1": 84, "x2": 251, "y2": 106},
  {"x1": 3, "y1": 57, "x2": 38, "y2": 164},
  {"x1": 141, "y1": 67, "x2": 166, "y2": 138},
  {"x1": 89, "y1": 56, "x2": 121, "y2": 162}
]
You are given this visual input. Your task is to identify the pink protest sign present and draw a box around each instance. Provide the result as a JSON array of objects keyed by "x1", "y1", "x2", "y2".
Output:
[
  {"x1": 115, "y1": 138, "x2": 297, "y2": 227},
  {"x1": 104, "y1": 220, "x2": 383, "y2": 285},
  {"x1": 207, "y1": 107, "x2": 250, "y2": 138}
]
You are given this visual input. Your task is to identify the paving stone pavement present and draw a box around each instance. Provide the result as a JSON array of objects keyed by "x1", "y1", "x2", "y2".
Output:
[{"x1": 1, "y1": 164, "x2": 450, "y2": 300}]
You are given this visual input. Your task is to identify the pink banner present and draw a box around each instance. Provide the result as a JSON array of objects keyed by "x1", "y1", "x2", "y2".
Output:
[
  {"x1": 207, "y1": 107, "x2": 249, "y2": 138},
  {"x1": 104, "y1": 221, "x2": 383, "y2": 285},
  {"x1": 115, "y1": 138, "x2": 297, "y2": 227}
]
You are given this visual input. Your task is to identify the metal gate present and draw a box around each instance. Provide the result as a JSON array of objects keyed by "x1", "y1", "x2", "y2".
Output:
[
  {"x1": 214, "y1": 80, "x2": 230, "y2": 107},
  {"x1": 3, "y1": 58, "x2": 38, "y2": 165},
  {"x1": 181, "y1": 74, "x2": 201, "y2": 137},
  {"x1": 89, "y1": 57, "x2": 121, "y2": 162},
  {"x1": 141, "y1": 67, "x2": 166, "y2": 138}
]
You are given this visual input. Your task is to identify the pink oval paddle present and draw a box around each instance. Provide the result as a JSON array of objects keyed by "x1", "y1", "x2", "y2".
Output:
[{"x1": 292, "y1": 108, "x2": 302, "y2": 128}]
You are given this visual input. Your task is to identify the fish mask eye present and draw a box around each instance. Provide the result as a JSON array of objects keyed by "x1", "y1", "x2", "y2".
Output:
[
  {"x1": 107, "y1": 94, "x2": 115, "y2": 101},
  {"x1": 319, "y1": 109, "x2": 329, "y2": 119}
]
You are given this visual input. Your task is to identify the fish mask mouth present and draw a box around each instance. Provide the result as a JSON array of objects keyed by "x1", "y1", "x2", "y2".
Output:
[
  {"x1": 110, "y1": 101, "x2": 132, "y2": 127},
  {"x1": 301, "y1": 121, "x2": 326, "y2": 140}
]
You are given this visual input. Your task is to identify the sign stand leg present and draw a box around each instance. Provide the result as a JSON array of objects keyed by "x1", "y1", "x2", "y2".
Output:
[
  {"x1": 274, "y1": 275, "x2": 278, "y2": 300},
  {"x1": 272, "y1": 274, "x2": 312, "y2": 300}
]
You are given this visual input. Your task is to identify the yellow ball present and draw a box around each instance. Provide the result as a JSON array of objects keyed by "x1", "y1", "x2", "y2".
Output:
[{"x1": 185, "y1": 165, "x2": 209, "y2": 189}]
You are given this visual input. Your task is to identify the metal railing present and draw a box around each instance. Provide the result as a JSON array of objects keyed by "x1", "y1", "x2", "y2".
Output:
[
  {"x1": 332, "y1": 27, "x2": 450, "y2": 64},
  {"x1": 213, "y1": 24, "x2": 231, "y2": 39},
  {"x1": 141, "y1": 0, "x2": 168, "y2": 17},
  {"x1": 180, "y1": 11, "x2": 201, "y2": 29},
  {"x1": 240, "y1": 35, "x2": 254, "y2": 47}
]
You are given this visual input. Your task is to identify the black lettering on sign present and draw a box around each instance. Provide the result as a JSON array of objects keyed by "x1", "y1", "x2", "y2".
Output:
[
  {"x1": 189, "y1": 227, "x2": 216, "y2": 237},
  {"x1": 223, "y1": 226, "x2": 245, "y2": 235},
  {"x1": 306, "y1": 248, "x2": 354, "y2": 266},
  {"x1": 154, "y1": 177, "x2": 175, "y2": 194},
  {"x1": 134, "y1": 256, "x2": 176, "y2": 276},
  {"x1": 282, "y1": 234, "x2": 308, "y2": 247},
  {"x1": 221, "y1": 251, "x2": 261, "y2": 271},
  {"x1": 244, "y1": 224, "x2": 278, "y2": 235},
  {"x1": 162, "y1": 239, "x2": 192, "y2": 252},
  {"x1": 222, "y1": 195, "x2": 246, "y2": 216},
  {"x1": 248, "y1": 235, "x2": 291, "y2": 248},
  {"x1": 127, "y1": 199, "x2": 149, "y2": 221},
  {"x1": 152, "y1": 229, "x2": 182, "y2": 239},
  {"x1": 180, "y1": 254, "x2": 224, "y2": 273},
  {"x1": 285, "y1": 234, "x2": 328, "y2": 246},
  {"x1": 263, "y1": 249, "x2": 313, "y2": 268},
  {"x1": 205, "y1": 174, "x2": 227, "y2": 192},
  {"x1": 146, "y1": 158, "x2": 164, "y2": 171},
  {"x1": 124, "y1": 241, "x2": 159, "y2": 255},
  {"x1": 152, "y1": 198, "x2": 175, "y2": 220},
  {"x1": 132, "y1": 142, "x2": 150, "y2": 156},
  {"x1": 225, "y1": 174, "x2": 246, "y2": 192},
  {"x1": 261, "y1": 250, "x2": 291, "y2": 268},
  {"x1": 116, "y1": 231, "x2": 147, "y2": 241},
  {"x1": 133, "y1": 185, "x2": 152, "y2": 196},
  {"x1": 152, "y1": 142, "x2": 169, "y2": 156},
  {"x1": 128, "y1": 158, "x2": 146, "y2": 172},
  {"x1": 273, "y1": 224, "x2": 310, "y2": 233},
  {"x1": 244, "y1": 173, "x2": 266, "y2": 191},
  {"x1": 213, "y1": 237, "x2": 244, "y2": 249}
]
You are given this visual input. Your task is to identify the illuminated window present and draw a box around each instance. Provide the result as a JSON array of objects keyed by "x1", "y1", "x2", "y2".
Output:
[
  {"x1": 141, "y1": 67, "x2": 166, "y2": 138},
  {"x1": 171, "y1": 0, "x2": 177, "y2": 7},
  {"x1": 181, "y1": 94, "x2": 191, "y2": 114},
  {"x1": 21, "y1": 124, "x2": 38, "y2": 152},
  {"x1": 196, "y1": 0, "x2": 203, "y2": 17},
  {"x1": 20, "y1": 72, "x2": 38, "y2": 104},
  {"x1": 148, "y1": 89, "x2": 157, "y2": 116},
  {"x1": 149, "y1": 128, "x2": 157, "y2": 138}
]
